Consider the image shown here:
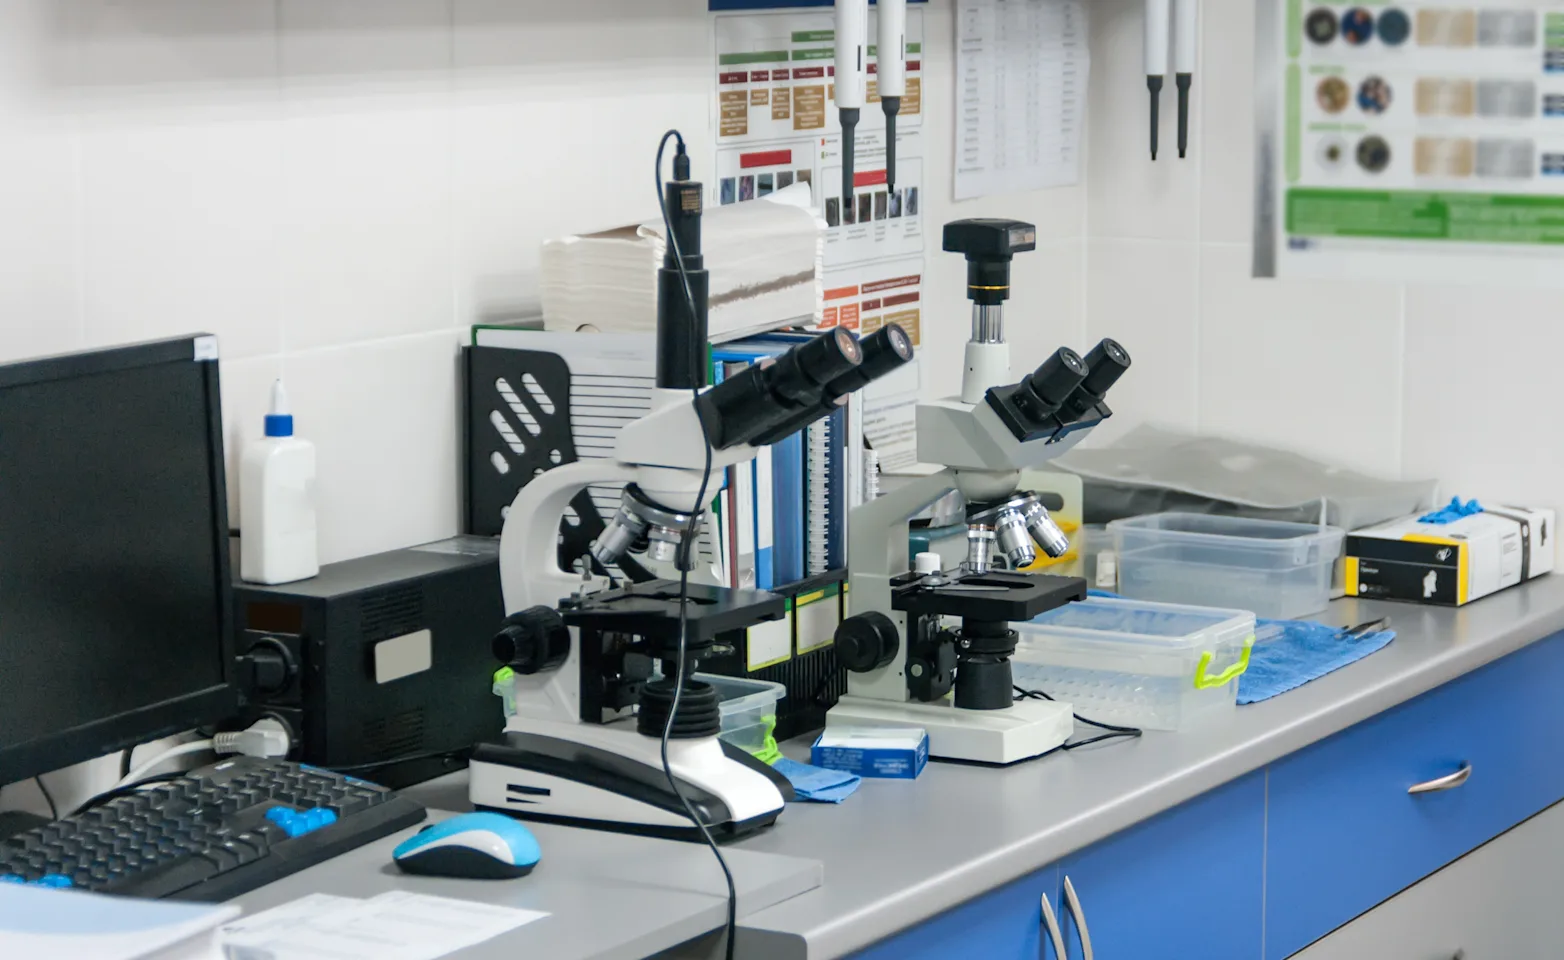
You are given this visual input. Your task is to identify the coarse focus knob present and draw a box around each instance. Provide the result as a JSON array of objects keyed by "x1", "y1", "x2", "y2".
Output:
[
  {"x1": 835, "y1": 612, "x2": 901, "y2": 673},
  {"x1": 492, "y1": 606, "x2": 571, "y2": 675}
]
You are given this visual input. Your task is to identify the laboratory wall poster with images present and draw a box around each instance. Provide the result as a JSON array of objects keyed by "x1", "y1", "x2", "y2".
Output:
[
  {"x1": 1255, "y1": 0, "x2": 1564, "y2": 285},
  {"x1": 712, "y1": 3, "x2": 929, "y2": 468}
]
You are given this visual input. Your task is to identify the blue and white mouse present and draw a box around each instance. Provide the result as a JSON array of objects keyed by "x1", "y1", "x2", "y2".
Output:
[{"x1": 392, "y1": 812, "x2": 541, "y2": 879}]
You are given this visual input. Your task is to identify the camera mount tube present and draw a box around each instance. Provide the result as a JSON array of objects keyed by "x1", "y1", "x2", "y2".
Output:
[{"x1": 656, "y1": 163, "x2": 708, "y2": 391}]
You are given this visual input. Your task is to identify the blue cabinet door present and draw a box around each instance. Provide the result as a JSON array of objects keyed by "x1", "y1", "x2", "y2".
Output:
[
  {"x1": 849, "y1": 862, "x2": 1059, "y2": 959},
  {"x1": 1058, "y1": 772, "x2": 1266, "y2": 960},
  {"x1": 1265, "y1": 631, "x2": 1564, "y2": 960}
]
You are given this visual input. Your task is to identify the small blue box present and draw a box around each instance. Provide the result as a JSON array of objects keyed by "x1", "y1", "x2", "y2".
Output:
[{"x1": 811, "y1": 727, "x2": 929, "y2": 779}]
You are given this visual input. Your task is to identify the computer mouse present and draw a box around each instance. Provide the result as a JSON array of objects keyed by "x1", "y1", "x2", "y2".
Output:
[{"x1": 392, "y1": 812, "x2": 540, "y2": 879}]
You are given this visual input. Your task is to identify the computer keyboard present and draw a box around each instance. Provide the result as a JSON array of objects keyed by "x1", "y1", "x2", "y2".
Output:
[{"x1": 0, "y1": 756, "x2": 426, "y2": 901}]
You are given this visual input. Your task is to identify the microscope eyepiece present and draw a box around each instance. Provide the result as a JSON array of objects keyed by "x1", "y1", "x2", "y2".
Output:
[
  {"x1": 1025, "y1": 347, "x2": 1088, "y2": 410},
  {"x1": 1080, "y1": 338, "x2": 1132, "y2": 398},
  {"x1": 695, "y1": 328, "x2": 864, "y2": 449},
  {"x1": 823, "y1": 323, "x2": 916, "y2": 397},
  {"x1": 746, "y1": 324, "x2": 917, "y2": 448}
]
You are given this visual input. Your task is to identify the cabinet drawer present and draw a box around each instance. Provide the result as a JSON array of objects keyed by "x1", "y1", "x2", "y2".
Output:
[
  {"x1": 1291, "y1": 800, "x2": 1564, "y2": 960},
  {"x1": 1266, "y1": 632, "x2": 1564, "y2": 960}
]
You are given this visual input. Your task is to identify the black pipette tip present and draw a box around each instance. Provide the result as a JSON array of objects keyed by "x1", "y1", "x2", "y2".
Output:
[
  {"x1": 1175, "y1": 73, "x2": 1192, "y2": 160},
  {"x1": 882, "y1": 96, "x2": 902, "y2": 200},
  {"x1": 840, "y1": 107, "x2": 861, "y2": 219},
  {"x1": 1147, "y1": 75, "x2": 1163, "y2": 161}
]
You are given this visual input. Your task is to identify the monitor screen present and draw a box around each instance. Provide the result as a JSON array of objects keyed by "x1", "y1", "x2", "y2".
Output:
[{"x1": 0, "y1": 337, "x2": 236, "y2": 786}]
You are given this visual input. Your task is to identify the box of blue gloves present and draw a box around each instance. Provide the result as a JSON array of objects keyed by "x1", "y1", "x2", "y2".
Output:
[{"x1": 811, "y1": 727, "x2": 929, "y2": 780}]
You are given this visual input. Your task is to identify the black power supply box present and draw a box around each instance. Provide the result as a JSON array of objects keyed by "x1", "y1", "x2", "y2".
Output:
[{"x1": 232, "y1": 536, "x2": 505, "y2": 788}]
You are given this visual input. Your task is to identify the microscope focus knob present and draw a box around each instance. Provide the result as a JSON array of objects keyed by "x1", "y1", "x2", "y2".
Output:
[
  {"x1": 493, "y1": 606, "x2": 571, "y2": 675},
  {"x1": 835, "y1": 612, "x2": 901, "y2": 673}
]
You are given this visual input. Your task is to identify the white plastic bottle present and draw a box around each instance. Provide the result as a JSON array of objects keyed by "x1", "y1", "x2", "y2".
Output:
[{"x1": 240, "y1": 380, "x2": 319, "y2": 585}]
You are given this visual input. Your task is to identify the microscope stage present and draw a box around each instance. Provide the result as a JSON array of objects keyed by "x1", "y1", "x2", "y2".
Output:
[
  {"x1": 561, "y1": 579, "x2": 786, "y2": 643},
  {"x1": 890, "y1": 570, "x2": 1087, "y2": 622}
]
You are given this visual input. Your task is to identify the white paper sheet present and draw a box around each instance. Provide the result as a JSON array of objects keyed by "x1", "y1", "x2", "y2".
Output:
[
  {"x1": 218, "y1": 892, "x2": 548, "y2": 960},
  {"x1": 955, "y1": 0, "x2": 1090, "y2": 200}
]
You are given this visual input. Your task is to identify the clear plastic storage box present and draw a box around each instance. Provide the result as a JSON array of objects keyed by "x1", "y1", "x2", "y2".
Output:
[
  {"x1": 698, "y1": 673, "x2": 787, "y2": 759},
  {"x1": 1013, "y1": 598, "x2": 1256, "y2": 731},
  {"x1": 1108, "y1": 513, "x2": 1346, "y2": 619}
]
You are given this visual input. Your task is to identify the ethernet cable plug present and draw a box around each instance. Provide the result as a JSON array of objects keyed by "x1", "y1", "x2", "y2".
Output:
[{"x1": 213, "y1": 718, "x2": 292, "y2": 760}]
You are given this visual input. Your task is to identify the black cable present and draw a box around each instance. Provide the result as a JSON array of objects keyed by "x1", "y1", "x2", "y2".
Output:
[
  {"x1": 1014, "y1": 685, "x2": 1144, "y2": 750},
  {"x1": 119, "y1": 749, "x2": 133, "y2": 780},
  {"x1": 33, "y1": 776, "x2": 58, "y2": 821},
  {"x1": 657, "y1": 128, "x2": 737, "y2": 960}
]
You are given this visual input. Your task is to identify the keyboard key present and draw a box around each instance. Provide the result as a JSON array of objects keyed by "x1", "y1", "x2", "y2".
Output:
[
  {"x1": 202, "y1": 847, "x2": 240, "y2": 872},
  {"x1": 100, "y1": 856, "x2": 219, "y2": 898}
]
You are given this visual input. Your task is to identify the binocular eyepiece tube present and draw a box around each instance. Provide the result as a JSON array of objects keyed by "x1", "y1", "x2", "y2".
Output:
[{"x1": 698, "y1": 324, "x2": 916, "y2": 451}]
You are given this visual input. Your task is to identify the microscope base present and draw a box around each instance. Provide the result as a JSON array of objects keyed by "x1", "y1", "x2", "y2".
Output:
[
  {"x1": 468, "y1": 722, "x2": 789, "y2": 842},
  {"x1": 826, "y1": 695, "x2": 1074, "y2": 765}
]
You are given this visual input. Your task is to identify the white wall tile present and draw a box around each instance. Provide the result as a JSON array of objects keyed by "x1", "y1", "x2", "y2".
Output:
[
  {"x1": 1083, "y1": 238, "x2": 1200, "y2": 444},
  {"x1": 1197, "y1": 245, "x2": 1403, "y2": 476},
  {"x1": 78, "y1": 119, "x2": 283, "y2": 359},
  {"x1": 1197, "y1": 0, "x2": 1255, "y2": 244},
  {"x1": 284, "y1": 331, "x2": 463, "y2": 564},
  {"x1": 452, "y1": 0, "x2": 711, "y2": 325},
  {"x1": 66, "y1": 0, "x2": 278, "y2": 120},
  {"x1": 279, "y1": 0, "x2": 454, "y2": 352},
  {"x1": 1403, "y1": 287, "x2": 1564, "y2": 508},
  {"x1": 280, "y1": 0, "x2": 452, "y2": 87},
  {"x1": 1086, "y1": 0, "x2": 1201, "y2": 240},
  {"x1": 277, "y1": 106, "x2": 454, "y2": 352},
  {"x1": 0, "y1": 118, "x2": 80, "y2": 363}
]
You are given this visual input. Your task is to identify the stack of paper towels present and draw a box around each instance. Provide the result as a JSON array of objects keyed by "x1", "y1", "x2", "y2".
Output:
[{"x1": 541, "y1": 182, "x2": 824, "y2": 339}]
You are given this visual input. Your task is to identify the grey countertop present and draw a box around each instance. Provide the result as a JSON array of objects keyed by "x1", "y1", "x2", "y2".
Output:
[
  {"x1": 699, "y1": 576, "x2": 1564, "y2": 959},
  {"x1": 232, "y1": 777, "x2": 822, "y2": 960}
]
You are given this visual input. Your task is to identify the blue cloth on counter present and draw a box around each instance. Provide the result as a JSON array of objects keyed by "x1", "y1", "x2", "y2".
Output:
[
  {"x1": 1238, "y1": 619, "x2": 1395, "y2": 704},
  {"x1": 1419, "y1": 496, "x2": 1484, "y2": 524},
  {"x1": 771, "y1": 757, "x2": 861, "y2": 803}
]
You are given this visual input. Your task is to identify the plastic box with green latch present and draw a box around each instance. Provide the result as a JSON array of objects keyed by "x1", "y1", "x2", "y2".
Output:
[
  {"x1": 493, "y1": 668, "x2": 787, "y2": 763},
  {"x1": 1012, "y1": 597, "x2": 1256, "y2": 732},
  {"x1": 698, "y1": 673, "x2": 787, "y2": 764}
]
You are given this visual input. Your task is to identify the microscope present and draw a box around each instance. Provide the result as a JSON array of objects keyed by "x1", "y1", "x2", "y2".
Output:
[
  {"x1": 824, "y1": 218, "x2": 1132, "y2": 765},
  {"x1": 468, "y1": 146, "x2": 915, "y2": 839}
]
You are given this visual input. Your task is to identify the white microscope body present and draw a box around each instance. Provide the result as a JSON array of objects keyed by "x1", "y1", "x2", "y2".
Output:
[
  {"x1": 826, "y1": 218, "x2": 1132, "y2": 765},
  {"x1": 466, "y1": 155, "x2": 916, "y2": 838},
  {"x1": 468, "y1": 386, "x2": 789, "y2": 836}
]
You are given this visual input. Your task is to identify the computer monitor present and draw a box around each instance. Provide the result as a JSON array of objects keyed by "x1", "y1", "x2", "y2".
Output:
[{"x1": 0, "y1": 335, "x2": 238, "y2": 786}]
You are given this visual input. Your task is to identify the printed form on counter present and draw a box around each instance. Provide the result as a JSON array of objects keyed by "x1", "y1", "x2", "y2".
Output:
[
  {"x1": 955, "y1": 0, "x2": 1090, "y2": 200},
  {"x1": 713, "y1": 5, "x2": 929, "y2": 474},
  {"x1": 218, "y1": 892, "x2": 548, "y2": 960}
]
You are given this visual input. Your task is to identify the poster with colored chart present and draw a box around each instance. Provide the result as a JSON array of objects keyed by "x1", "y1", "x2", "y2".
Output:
[
  {"x1": 1255, "y1": 0, "x2": 1564, "y2": 284},
  {"x1": 714, "y1": 8, "x2": 928, "y2": 469}
]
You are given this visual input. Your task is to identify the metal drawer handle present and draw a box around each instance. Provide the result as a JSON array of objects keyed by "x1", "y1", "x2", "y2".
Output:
[
  {"x1": 1064, "y1": 876, "x2": 1093, "y2": 960},
  {"x1": 1040, "y1": 892, "x2": 1067, "y2": 959},
  {"x1": 1409, "y1": 764, "x2": 1472, "y2": 795}
]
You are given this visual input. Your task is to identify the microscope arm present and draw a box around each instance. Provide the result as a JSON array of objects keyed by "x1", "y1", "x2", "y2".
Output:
[
  {"x1": 847, "y1": 471, "x2": 958, "y2": 618},
  {"x1": 498, "y1": 458, "x2": 640, "y2": 615}
]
